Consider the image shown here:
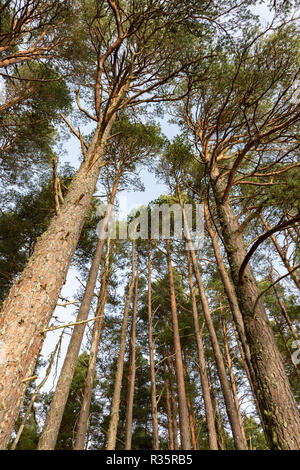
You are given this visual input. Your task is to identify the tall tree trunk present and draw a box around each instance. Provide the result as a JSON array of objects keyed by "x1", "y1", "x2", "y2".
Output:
[
  {"x1": 147, "y1": 242, "x2": 159, "y2": 450},
  {"x1": 187, "y1": 396, "x2": 198, "y2": 450},
  {"x1": 165, "y1": 239, "x2": 191, "y2": 450},
  {"x1": 106, "y1": 240, "x2": 136, "y2": 450},
  {"x1": 167, "y1": 352, "x2": 179, "y2": 450},
  {"x1": 177, "y1": 187, "x2": 247, "y2": 450},
  {"x1": 207, "y1": 361, "x2": 226, "y2": 450},
  {"x1": 203, "y1": 202, "x2": 252, "y2": 374},
  {"x1": 221, "y1": 315, "x2": 248, "y2": 448},
  {"x1": 272, "y1": 310, "x2": 300, "y2": 381},
  {"x1": 38, "y1": 167, "x2": 122, "y2": 450},
  {"x1": 260, "y1": 215, "x2": 300, "y2": 291},
  {"x1": 231, "y1": 321, "x2": 263, "y2": 425},
  {"x1": 124, "y1": 268, "x2": 139, "y2": 450},
  {"x1": 212, "y1": 173, "x2": 300, "y2": 449},
  {"x1": 186, "y1": 251, "x2": 218, "y2": 450},
  {"x1": 74, "y1": 240, "x2": 112, "y2": 450},
  {"x1": 163, "y1": 360, "x2": 174, "y2": 450},
  {"x1": 0, "y1": 118, "x2": 115, "y2": 449}
]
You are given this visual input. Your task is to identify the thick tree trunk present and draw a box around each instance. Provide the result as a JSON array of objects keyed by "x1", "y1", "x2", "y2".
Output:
[
  {"x1": 124, "y1": 269, "x2": 139, "y2": 450},
  {"x1": 212, "y1": 173, "x2": 300, "y2": 450},
  {"x1": 0, "y1": 120, "x2": 115, "y2": 449},
  {"x1": 221, "y1": 316, "x2": 248, "y2": 448},
  {"x1": 186, "y1": 251, "x2": 218, "y2": 450},
  {"x1": 74, "y1": 240, "x2": 111, "y2": 450},
  {"x1": 106, "y1": 241, "x2": 136, "y2": 450},
  {"x1": 38, "y1": 167, "x2": 121, "y2": 450},
  {"x1": 147, "y1": 242, "x2": 159, "y2": 450},
  {"x1": 165, "y1": 239, "x2": 191, "y2": 450}
]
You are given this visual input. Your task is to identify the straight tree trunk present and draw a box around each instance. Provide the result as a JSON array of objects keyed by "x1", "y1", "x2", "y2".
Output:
[
  {"x1": 106, "y1": 240, "x2": 136, "y2": 450},
  {"x1": 0, "y1": 118, "x2": 115, "y2": 449},
  {"x1": 270, "y1": 268, "x2": 299, "y2": 343},
  {"x1": 221, "y1": 316, "x2": 248, "y2": 448},
  {"x1": 166, "y1": 352, "x2": 179, "y2": 450},
  {"x1": 38, "y1": 166, "x2": 122, "y2": 450},
  {"x1": 186, "y1": 251, "x2": 218, "y2": 450},
  {"x1": 74, "y1": 240, "x2": 112, "y2": 449},
  {"x1": 177, "y1": 187, "x2": 247, "y2": 450},
  {"x1": 147, "y1": 242, "x2": 159, "y2": 450},
  {"x1": 163, "y1": 360, "x2": 174, "y2": 450},
  {"x1": 165, "y1": 239, "x2": 191, "y2": 450},
  {"x1": 124, "y1": 268, "x2": 139, "y2": 450},
  {"x1": 212, "y1": 172, "x2": 300, "y2": 449},
  {"x1": 203, "y1": 202, "x2": 252, "y2": 373}
]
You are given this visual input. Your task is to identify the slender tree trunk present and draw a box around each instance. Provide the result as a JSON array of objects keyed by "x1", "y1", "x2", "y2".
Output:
[
  {"x1": 38, "y1": 167, "x2": 122, "y2": 450},
  {"x1": 207, "y1": 361, "x2": 226, "y2": 450},
  {"x1": 0, "y1": 118, "x2": 116, "y2": 449},
  {"x1": 147, "y1": 242, "x2": 159, "y2": 450},
  {"x1": 272, "y1": 311, "x2": 300, "y2": 381},
  {"x1": 170, "y1": 354, "x2": 179, "y2": 450},
  {"x1": 186, "y1": 251, "x2": 218, "y2": 450},
  {"x1": 167, "y1": 352, "x2": 179, "y2": 450},
  {"x1": 165, "y1": 239, "x2": 191, "y2": 450},
  {"x1": 74, "y1": 240, "x2": 112, "y2": 450},
  {"x1": 270, "y1": 267, "x2": 299, "y2": 343},
  {"x1": 177, "y1": 188, "x2": 246, "y2": 450},
  {"x1": 203, "y1": 202, "x2": 252, "y2": 373},
  {"x1": 106, "y1": 241, "x2": 136, "y2": 450},
  {"x1": 231, "y1": 321, "x2": 263, "y2": 425},
  {"x1": 164, "y1": 360, "x2": 174, "y2": 450},
  {"x1": 212, "y1": 173, "x2": 300, "y2": 449},
  {"x1": 221, "y1": 315, "x2": 248, "y2": 448},
  {"x1": 260, "y1": 215, "x2": 300, "y2": 291},
  {"x1": 187, "y1": 397, "x2": 198, "y2": 450},
  {"x1": 124, "y1": 268, "x2": 139, "y2": 450}
]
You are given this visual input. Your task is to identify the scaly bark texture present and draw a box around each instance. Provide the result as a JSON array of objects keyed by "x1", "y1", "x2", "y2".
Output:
[
  {"x1": 212, "y1": 173, "x2": 300, "y2": 450},
  {"x1": 106, "y1": 240, "x2": 136, "y2": 450},
  {"x1": 74, "y1": 240, "x2": 112, "y2": 450},
  {"x1": 166, "y1": 239, "x2": 191, "y2": 450},
  {"x1": 147, "y1": 242, "x2": 159, "y2": 450},
  {"x1": 38, "y1": 166, "x2": 121, "y2": 450},
  {"x1": 0, "y1": 120, "x2": 114, "y2": 449}
]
